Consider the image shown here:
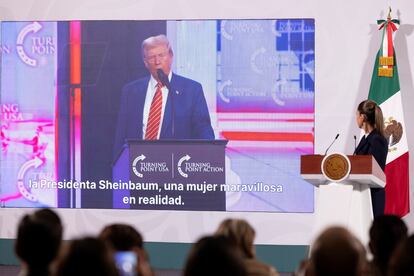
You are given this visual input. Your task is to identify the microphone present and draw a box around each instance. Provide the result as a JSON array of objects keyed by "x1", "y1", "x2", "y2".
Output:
[
  {"x1": 324, "y1": 133, "x2": 339, "y2": 155},
  {"x1": 157, "y1": 69, "x2": 171, "y2": 90},
  {"x1": 353, "y1": 135, "x2": 357, "y2": 155}
]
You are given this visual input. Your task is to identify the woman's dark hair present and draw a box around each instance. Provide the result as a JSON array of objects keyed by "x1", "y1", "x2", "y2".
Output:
[
  {"x1": 15, "y1": 208, "x2": 63, "y2": 274},
  {"x1": 183, "y1": 235, "x2": 247, "y2": 276},
  {"x1": 388, "y1": 234, "x2": 414, "y2": 276},
  {"x1": 369, "y1": 215, "x2": 408, "y2": 275},
  {"x1": 99, "y1": 224, "x2": 143, "y2": 251},
  {"x1": 55, "y1": 237, "x2": 119, "y2": 276},
  {"x1": 357, "y1": 99, "x2": 385, "y2": 136},
  {"x1": 309, "y1": 227, "x2": 366, "y2": 276}
]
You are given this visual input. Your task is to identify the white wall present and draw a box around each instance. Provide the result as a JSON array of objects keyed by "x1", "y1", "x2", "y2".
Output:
[{"x1": 0, "y1": 0, "x2": 413, "y2": 245}]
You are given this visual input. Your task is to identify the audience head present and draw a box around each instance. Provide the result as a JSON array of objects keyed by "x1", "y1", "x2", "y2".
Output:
[
  {"x1": 215, "y1": 218, "x2": 256, "y2": 259},
  {"x1": 183, "y1": 235, "x2": 247, "y2": 276},
  {"x1": 55, "y1": 237, "x2": 119, "y2": 276},
  {"x1": 308, "y1": 226, "x2": 366, "y2": 276},
  {"x1": 15, "y1": 208, "x2": 63, "y2": 274},
  {"x1": 99, "y1": 223, "x2": 144, "y2": 250},
  {"x1": 388, "y1": 234, "x2": 414, "y2": 276},
  {"x1": 369, "y1": 215, "x2": 407, "y2": 271},
  {"x1": 99, "y1": 224, "x2": 153, "y2": 276}
]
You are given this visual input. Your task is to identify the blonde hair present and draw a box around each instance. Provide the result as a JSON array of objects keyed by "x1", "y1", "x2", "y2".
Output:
[
  {"x1": 141, "y1": 34, "x2": 173, "y2": 59},
  {"x1": 215, "y1": 219, "x2": 255, "y2": 258}
]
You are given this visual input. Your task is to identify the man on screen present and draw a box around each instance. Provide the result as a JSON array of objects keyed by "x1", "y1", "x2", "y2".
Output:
[{"x1": 114, "y1": 34, "x2": 214, "y2": 156}]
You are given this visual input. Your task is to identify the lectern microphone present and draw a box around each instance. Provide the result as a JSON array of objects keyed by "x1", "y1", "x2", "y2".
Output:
[
  {"x1": 324, "y1": 133, "x2": 340, "y2": 155},
  {"x1": 353, "y1": 135, "x2": 357, "y2": 155}
]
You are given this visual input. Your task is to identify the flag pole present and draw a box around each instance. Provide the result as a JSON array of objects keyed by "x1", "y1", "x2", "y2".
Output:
[{"x1": 387, "y1": 7, "x2": 392, "y2": 20}]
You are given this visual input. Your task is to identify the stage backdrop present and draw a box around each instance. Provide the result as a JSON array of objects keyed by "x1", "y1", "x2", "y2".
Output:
[{"x1": 0, "y1": 0, "x2": 413, "y2": 253}]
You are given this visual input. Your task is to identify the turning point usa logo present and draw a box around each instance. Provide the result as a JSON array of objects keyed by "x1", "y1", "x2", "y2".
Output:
[
  {"x1": 132, "y1": 154, "x2": 169, "y2": 178},
  {"x1": 15, "y1": 22, "x2": 56, "y2": 67}
]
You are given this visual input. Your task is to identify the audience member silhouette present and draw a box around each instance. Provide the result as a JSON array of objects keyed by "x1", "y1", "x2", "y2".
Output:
[
  {"x1": 388, "y1": 234, "x2": 414, "y2": 276},
  {"x1": 20, "y1": 212, "x2": 414, "y2": 276},
  {"x1": 15, "y1": 208, "x2": 63, "y2": 276},
  {"x1": 183, "y1": 235, "x2": 247, "y2": 276},
  {"x1": 306, "y1": 226, "x2": 366, "y2": 276},
  {"x1": 54, "y1": 237, "x2": 119, "y2": 276},
  {"x1": 215, "y1": 218, "x2": 279, "y2": 276},
  {"x1": 99, "y1": 224, "x2": 153, "y2": 276},
  {"x1": 368, "y1": 215, "x2": 408, "y2": 276}
]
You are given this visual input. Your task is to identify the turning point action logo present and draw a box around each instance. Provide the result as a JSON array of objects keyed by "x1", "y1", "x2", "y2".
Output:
[{"x1": 177, "y1": 154, "x2": 224, "y2": 178}]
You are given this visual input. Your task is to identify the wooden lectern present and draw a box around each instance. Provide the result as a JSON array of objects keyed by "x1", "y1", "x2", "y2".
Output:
[{"x1": 301, "y1": 154, "x2": 386, "y2": 246}]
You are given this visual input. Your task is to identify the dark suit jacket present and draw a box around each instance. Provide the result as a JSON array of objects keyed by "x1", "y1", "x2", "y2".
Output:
[
  {"x1": 354, "y1": 129, "x2": 388, "y2": 171},
  {"x1": 354, "y1": 129, "x2": 388, "y2": 217},
  {"x1": 114, "y1": 73, "x2": 214, "y2": 157}
]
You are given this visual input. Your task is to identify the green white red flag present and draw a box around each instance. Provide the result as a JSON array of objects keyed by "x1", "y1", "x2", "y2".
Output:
[{"x1": 368, "y1": 15, "x2": 410, "y2": 217}]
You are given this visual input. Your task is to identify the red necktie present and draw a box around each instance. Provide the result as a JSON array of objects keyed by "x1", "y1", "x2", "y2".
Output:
[{"x1": 145, "y1": 82, "x2": 163, "y2": 140}]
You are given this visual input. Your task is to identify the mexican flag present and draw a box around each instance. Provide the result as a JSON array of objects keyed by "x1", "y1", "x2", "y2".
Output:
[{"x1": 368, "y1": 17, "x2": 410, "y2": 217}]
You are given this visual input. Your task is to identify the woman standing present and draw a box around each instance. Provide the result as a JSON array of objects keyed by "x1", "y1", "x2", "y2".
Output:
[{"x1": 355, "y1": 100, "x2": 388, "y2": 217}]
